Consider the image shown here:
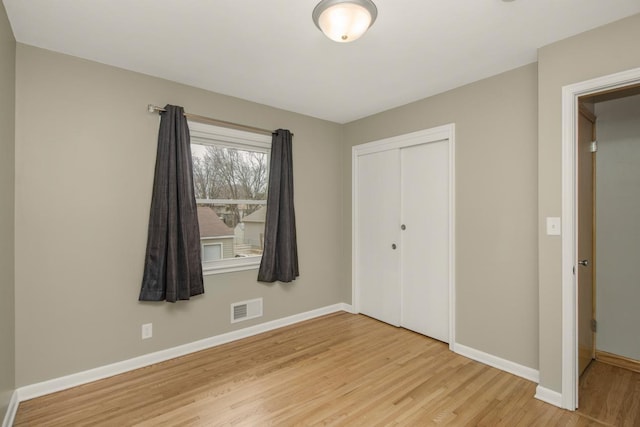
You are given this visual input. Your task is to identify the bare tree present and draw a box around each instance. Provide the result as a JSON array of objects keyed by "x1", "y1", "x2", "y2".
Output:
[
  {"x1": 192, "y1": 156, "x2": 215, "y2": 199},
  {"x1": 192, "y1": 145, "x2": 268, "y2": 227}
]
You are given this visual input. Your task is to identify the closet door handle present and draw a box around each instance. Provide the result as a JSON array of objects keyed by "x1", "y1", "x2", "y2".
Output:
[
  {"x1": 391, "y1": 243, "x2": 397, "y2": 250},
  {"x1": 578, "y1": 259, "x2": 589, "y2": 267}
]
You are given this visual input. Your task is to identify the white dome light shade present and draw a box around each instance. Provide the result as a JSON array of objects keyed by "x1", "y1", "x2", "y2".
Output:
[
  {"x1": 318, "y1": 3, "x2": 371, "y2": 42},
  {"x1": 313, "y1": 0, "x2": 377, "y2": 43}
]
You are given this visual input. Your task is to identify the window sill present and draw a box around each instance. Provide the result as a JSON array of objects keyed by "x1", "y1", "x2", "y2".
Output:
[{"x1": 202, "y1": 257, "x2": 261, "y2": 275}]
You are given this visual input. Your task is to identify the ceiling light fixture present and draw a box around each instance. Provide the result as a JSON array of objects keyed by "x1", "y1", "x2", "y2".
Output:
[{"x1": 312, "y1": 0, "x2": 377, "y2": 43}]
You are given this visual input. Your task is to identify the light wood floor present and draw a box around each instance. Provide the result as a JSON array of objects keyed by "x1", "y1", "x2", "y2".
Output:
[
  {"x1": 13, "y1": 312, "x2": 636, "y2": 426},
  {"x1": 578, "y1": 360, "x2": 640, "y2": 427}
]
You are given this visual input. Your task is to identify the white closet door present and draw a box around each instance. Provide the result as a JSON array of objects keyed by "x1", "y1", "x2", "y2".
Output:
[
  {"x1": 400, "y1": 140, "x2": 449, "y2": 342},
  {"x1": 356, "y1": 149, "x2": 401, "y2": 326}
]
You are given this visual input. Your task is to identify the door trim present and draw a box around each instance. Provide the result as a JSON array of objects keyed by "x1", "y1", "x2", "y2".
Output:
[
  {"x1": 561, "y1": 66, "x2": 640, "y2": 410},
  {"x1": 352, "y1": 123, "x2": 456, "y2": 349}
]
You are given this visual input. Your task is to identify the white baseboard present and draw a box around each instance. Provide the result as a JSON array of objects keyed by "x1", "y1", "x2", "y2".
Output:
[
  {"x1": 452, "y1": 344, "x2": 564, "y2": 410},
  {"x1": 1, "y1": 390, "x2": 18, "y2": 427},
  {"x1": 341, "y1": 303, "x2": 356, "y2": 314},
  {"x1": 454, "y1": 343, "x2": 540, "y2": 383},
  {"x1": 18, "y1": 303, "x2": 353, "y2": 402},
  {"x1": 535, "y1": 385, "x2": 563, "y2": 408}
]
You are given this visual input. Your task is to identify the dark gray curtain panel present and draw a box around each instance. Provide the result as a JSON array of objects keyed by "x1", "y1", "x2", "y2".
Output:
[
  {"x1": 258, "y1": 129, "x2": 299, "y2": 283},
  {"x1": 139, "y1": 105, "x2": 204, "y2": 302}
]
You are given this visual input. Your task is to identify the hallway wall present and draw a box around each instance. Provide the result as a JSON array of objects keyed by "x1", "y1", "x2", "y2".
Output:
[{"x1": 595, "y1": 94, "x2": 640, "y2": 361}]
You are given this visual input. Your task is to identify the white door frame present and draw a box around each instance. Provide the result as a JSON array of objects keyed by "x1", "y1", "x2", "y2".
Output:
[
  {"x1": 352, "y1": 123, "x2": 456, "y2": 348},
  {"x1": 561, "y1": 67, "x2": 640, "y2": 410}
]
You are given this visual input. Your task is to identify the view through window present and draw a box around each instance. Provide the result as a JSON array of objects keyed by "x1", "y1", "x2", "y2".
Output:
[{"x1": 189, "y1": 121, "x2": 271, "y2": 273}]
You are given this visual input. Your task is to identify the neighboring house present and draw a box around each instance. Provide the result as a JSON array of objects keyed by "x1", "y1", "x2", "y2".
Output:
[
  {"x1": 197, "y1": 206, "x2": 235, "y2": 261},
  {"x1": 240, "y1": 206, "x2": 265, "y2": 254}
]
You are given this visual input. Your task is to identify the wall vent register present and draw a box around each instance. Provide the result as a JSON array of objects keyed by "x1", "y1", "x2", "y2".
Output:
[{"x1": 231, "y1": 298, "x2": 263, "y2": 323}]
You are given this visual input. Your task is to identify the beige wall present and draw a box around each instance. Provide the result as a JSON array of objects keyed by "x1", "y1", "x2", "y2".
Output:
[
  {"x1": 0, "y1": 0, "x2": 15, "y2": 416},
  {"x1": 537, "y1": 13, "x2": 640, "y2": 392},
  {"x1": 594, "y1": 95, "x2": 640, "y2": 361},
  {"x1": 14, "y1": 44, "x2": 347, "y2": 386},
  {"x1": 343, "y1": 64, "x2": 540, "y2": 369}
]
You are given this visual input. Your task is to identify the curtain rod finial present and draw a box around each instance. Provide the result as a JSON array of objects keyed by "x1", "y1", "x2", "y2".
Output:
[{"x1": 148, "y1": 104, "x2": 158, "y2": 113}]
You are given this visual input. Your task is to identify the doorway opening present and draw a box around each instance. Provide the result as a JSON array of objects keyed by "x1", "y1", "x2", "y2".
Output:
[
  {"x1": 561, "y1": 67, "x2": 640, "y2": 411},
  {"x1": 574, "y1": 87, "x2": 640, "y2": 425}
]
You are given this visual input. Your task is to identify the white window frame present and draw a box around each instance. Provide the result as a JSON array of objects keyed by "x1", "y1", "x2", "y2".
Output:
[{"x1": 189, "y1": 120, "x2": 271, "y2": 275}]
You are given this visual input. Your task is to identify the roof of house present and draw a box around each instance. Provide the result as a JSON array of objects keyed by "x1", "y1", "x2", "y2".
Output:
[
  {"x1": 242, "y1": 206, "x2": 266, "y2": 223},
  {"x1": 197, "y1": 207, "x2": 234, "y2": 238}
]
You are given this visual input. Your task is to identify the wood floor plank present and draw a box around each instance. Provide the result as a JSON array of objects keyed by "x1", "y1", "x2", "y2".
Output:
[
  {"x1": 13, "y1": 312, "x2": 637, "y2": 426},
  {"x1": 578, "y1": 360, "x2": 640, "y2": 427}
]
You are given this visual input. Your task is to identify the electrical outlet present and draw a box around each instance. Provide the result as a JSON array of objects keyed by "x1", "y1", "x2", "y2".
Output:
[{"x1": 141, "y1": 323, "x2": 152, "y2": 339}]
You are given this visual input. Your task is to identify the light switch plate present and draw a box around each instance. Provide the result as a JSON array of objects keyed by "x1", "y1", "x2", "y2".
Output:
[{"x1": 546, "y1": 217, "x2": 561, "y2": 236}]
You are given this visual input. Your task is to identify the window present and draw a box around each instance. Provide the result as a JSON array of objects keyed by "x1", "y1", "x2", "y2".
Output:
[
  {"x1": 202, "y1": 243, "x2": 222, "y2": 262},
  {"x1": 189, "y1": 121, "x2": 271, "y2": 274}
]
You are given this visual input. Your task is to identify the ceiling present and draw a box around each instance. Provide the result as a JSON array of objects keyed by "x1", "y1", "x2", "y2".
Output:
[{"x1": 4, "y1": 1, "x2": 640, "y2": 124}]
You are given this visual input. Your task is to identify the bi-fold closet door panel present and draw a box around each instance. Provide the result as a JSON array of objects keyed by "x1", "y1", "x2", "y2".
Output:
[
  {"x1": 355, "y1": 136, "x2": 450, "y2": 343},
  {"x1": 400, "y1": 140, "x2": 449, "y2": 342},
  {"x1": 355, "y1": 148, "x2": 402, "y2": 326}
]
